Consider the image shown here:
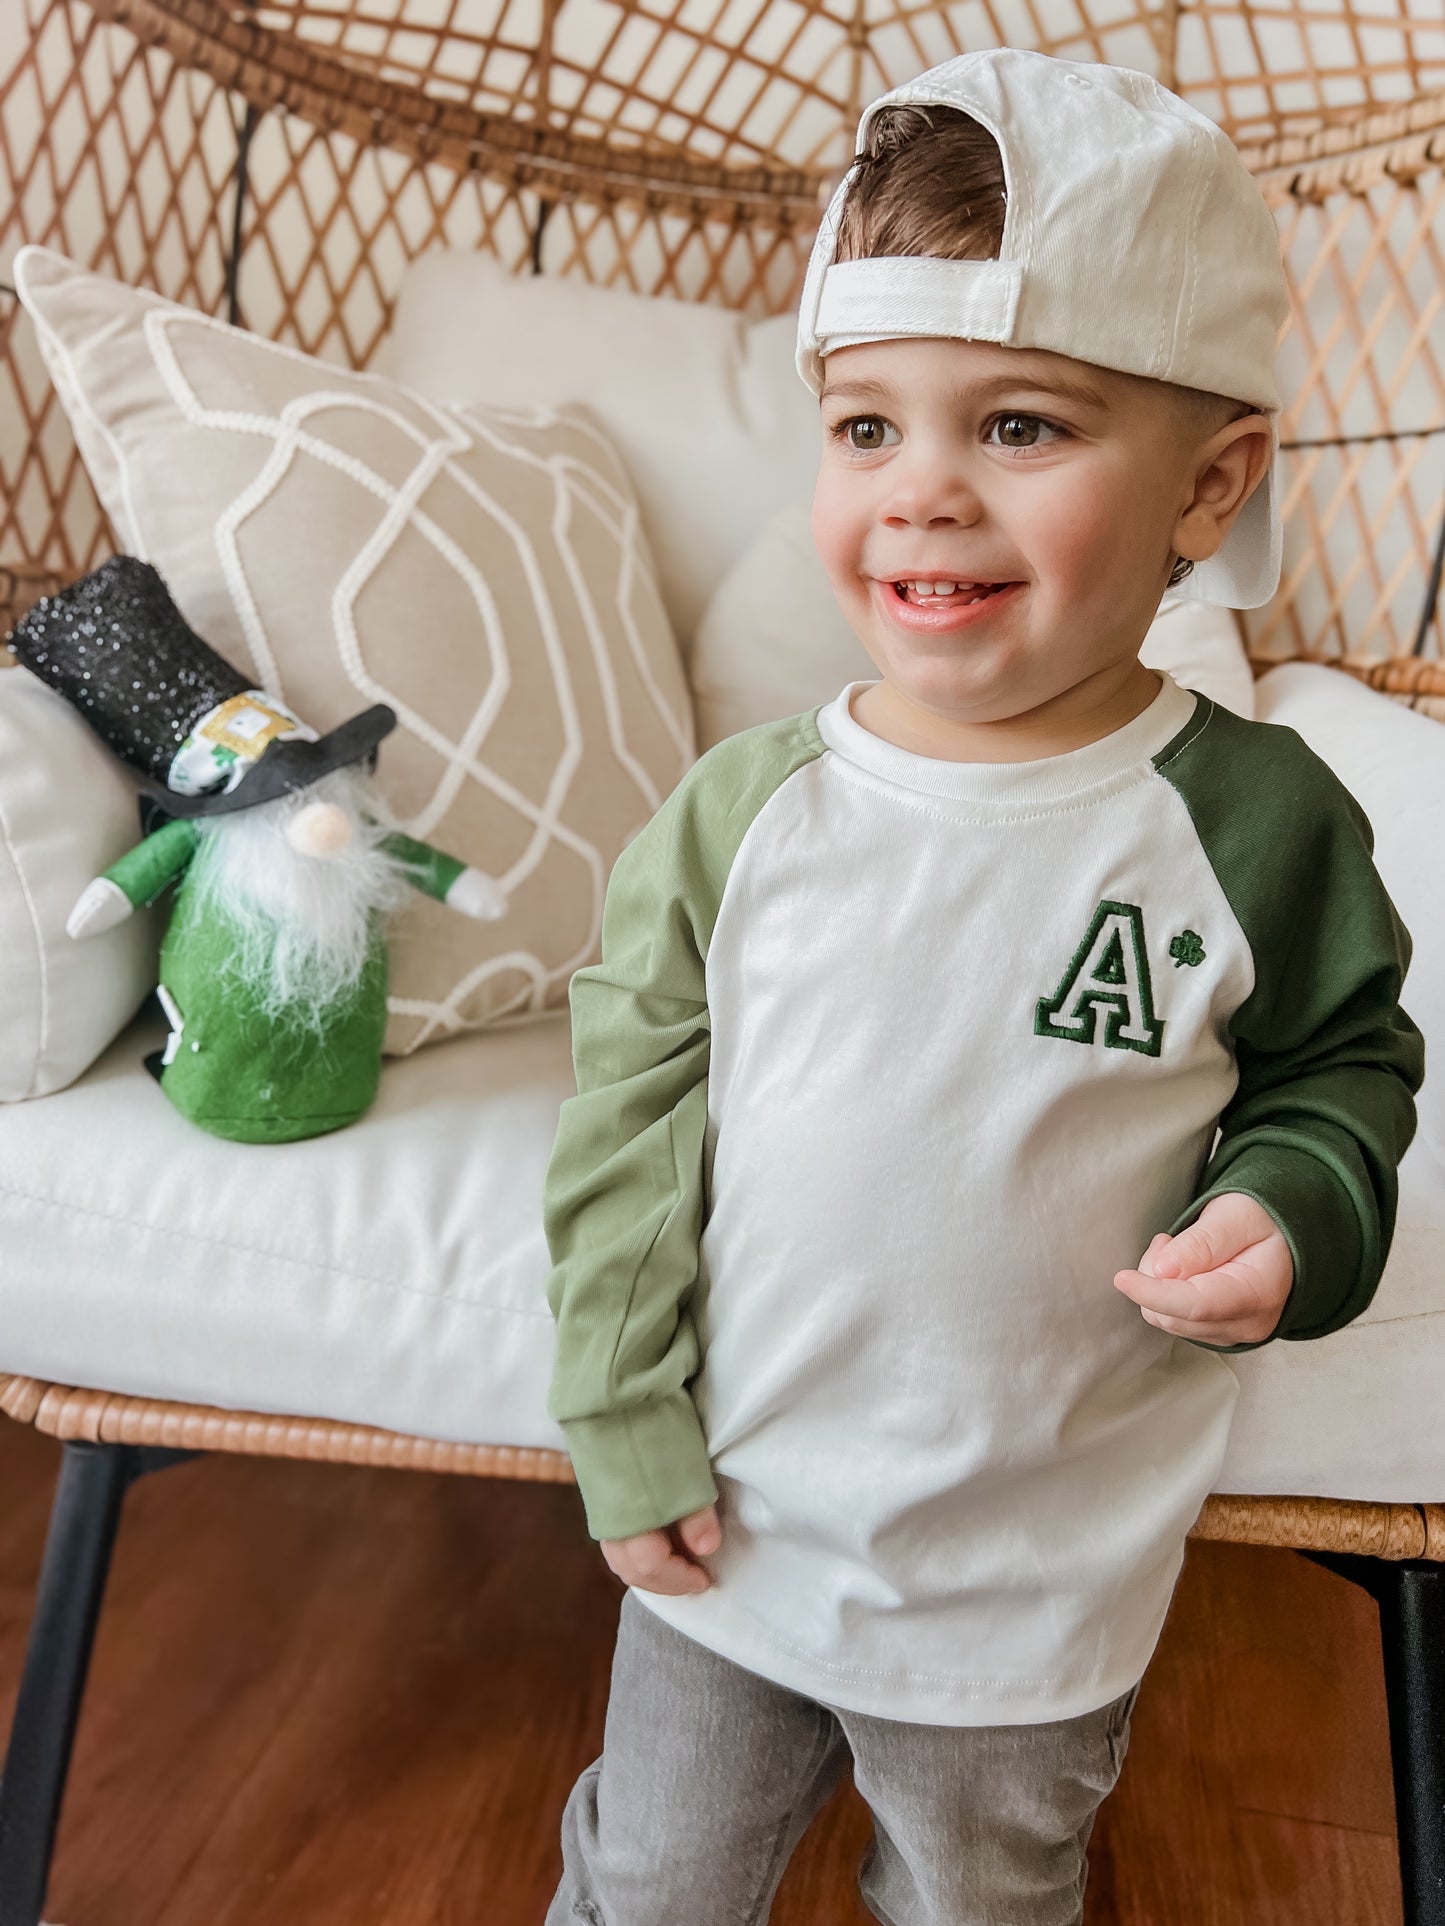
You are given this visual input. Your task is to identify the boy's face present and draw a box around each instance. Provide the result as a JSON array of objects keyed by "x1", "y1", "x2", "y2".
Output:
[{"x1": 813, "y1": 336, "x2": 1242, "y2": 731}]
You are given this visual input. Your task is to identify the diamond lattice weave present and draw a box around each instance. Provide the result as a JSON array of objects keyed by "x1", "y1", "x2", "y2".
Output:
[
  {"x1": 15, "y1": 243, "x2": 695, "y2": 1052},
  {"x1": 1, "y1": 0, "x2": 1443, "y2": 664}
]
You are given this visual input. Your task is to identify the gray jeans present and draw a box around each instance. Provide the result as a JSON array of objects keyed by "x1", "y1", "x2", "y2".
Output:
[{"x1": 548, "y1": 1588, "x2": 1140, "y2": 1926}]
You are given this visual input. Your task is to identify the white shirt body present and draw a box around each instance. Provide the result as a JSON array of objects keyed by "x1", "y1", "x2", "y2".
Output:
[{"x1": 636, "y1": 677, "x2": 1247, "y2": 1724}]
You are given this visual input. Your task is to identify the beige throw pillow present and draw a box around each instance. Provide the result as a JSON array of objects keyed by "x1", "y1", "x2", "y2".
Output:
[{"x1": 15, "y1": 245, "x2": 695, "y2": 1055}]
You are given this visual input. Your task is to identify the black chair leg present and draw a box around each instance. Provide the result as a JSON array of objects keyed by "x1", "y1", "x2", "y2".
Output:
[
  {"x1": 0, "y1": 1438, "x2": 193, "y2": 1926},
  {"x1": 1306, "y1": 1552, "x2": 1445, "y2": 1926}
]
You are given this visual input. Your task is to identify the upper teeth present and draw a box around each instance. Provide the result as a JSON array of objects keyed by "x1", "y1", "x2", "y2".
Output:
[{"x1": 911, "y1": 581, "x2": 962, "y2": 596}]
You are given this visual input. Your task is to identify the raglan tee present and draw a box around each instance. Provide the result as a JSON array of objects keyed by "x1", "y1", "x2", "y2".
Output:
[{"x1": 543, "y1": 673, "x2": 1422, "y2": 1727}]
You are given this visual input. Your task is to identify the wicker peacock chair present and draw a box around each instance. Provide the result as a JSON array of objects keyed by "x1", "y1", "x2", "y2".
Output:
[{"x1": 0, "y1": 0, "x2": 1443, "y2": 1920}]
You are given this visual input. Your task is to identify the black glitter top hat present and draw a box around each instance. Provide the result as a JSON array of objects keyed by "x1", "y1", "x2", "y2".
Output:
[{"x1": 6, "y1": 556, "x2": 396, "y2": 817}]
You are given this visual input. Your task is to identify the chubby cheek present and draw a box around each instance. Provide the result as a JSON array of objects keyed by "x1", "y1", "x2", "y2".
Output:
[
  {"x1": 1027, "y1": 467, "x2": 1171, "y2": 615},
  {"x1": 1020, "y1": 483, "x2": 1111, "y2": 600},
  {"x1": 811, "y1": 472, "x2": 873, "y2": 616}
]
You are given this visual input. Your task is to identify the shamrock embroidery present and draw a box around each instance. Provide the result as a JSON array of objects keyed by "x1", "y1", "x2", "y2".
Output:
[{"x1": 1169, "y1": 930, "x2": 1206, "y2": 969}]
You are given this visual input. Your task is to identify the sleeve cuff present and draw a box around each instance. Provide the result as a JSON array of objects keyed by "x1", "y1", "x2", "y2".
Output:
[{"x1": 557, "y1": 1390, "x2": 718, "y2": 1541}]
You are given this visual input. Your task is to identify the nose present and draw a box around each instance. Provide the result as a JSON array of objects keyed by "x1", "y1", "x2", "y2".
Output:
[
  {"x1": 285, "y1": 800, "x2": 354, "y2": 858},
  {"x1": 880, "y1": 448, "x2": 983, "y2": 532}
]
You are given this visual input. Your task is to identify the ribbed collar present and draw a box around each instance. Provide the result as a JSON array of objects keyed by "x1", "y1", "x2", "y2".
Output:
[{"x1": 815, "y1": 673, "x2": 1199, "y2": 810}]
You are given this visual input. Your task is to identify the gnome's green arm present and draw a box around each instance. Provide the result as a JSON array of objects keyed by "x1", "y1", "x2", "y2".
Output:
[
  {"x1": 382, "y1": 832, "x2": 507, "y2": 921},
  {"x1": 382, "y1": 832, "x2": 465, "y2": 902},
  {"x1": 68, "y1": 818, "x2": 201, "y2": 942},
  {"x1": 105, "y1": 818, "x2": 201, "y2": 906}
]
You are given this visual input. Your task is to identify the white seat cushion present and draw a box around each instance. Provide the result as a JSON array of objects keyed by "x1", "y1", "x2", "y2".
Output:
[
  {"x1": 1219, "y1": 1136, "x2": 1445, "y2": 1503},
  {"x1": 2, "y1": 1007, "x2": 1442, "y2": 1503},
  {"x1": 0, "y1": 1012, "x2": 573, "y2": 1452}
]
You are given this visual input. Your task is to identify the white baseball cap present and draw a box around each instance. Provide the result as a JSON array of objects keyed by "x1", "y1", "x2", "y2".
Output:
[{"x1": 797, "y1": 49, "x2": 1291, "y2": 609}]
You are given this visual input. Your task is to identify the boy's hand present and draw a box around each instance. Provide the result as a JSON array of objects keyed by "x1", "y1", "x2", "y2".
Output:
[
  {"x1": 600, "y1": 1503, "x2": 721, "y2": 1596},
  {"x1": 1113, "y1": 1193, "x2": 1293, "y2": 1346}
]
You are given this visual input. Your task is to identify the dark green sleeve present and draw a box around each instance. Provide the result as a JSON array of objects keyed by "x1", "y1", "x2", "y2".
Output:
[
  {"x1": 102, "y1": 818, "x2": 199, "y2": 906},
  {"x1": 543, "y1": 711, "x2": 824, "y2": 1541},
  {"x1": 380, "y1": 832, "x2": 466, "y2": 903},
  {"x1": 1154, "y1": 701, "x2": 1423, "y2": 1349}
]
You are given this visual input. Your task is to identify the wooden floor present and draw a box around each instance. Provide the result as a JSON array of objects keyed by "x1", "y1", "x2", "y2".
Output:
[{"x1": 0, "y1": 1418, "x2": 1403, "y2": 1925}]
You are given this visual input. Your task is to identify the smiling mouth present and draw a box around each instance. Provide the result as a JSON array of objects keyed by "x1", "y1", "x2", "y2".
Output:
[{"x1": 891, "y1": 580, "x2": 1014, "y2": 607}]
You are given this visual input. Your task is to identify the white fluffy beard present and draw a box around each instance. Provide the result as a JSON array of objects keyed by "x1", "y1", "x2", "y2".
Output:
[{"x1": 189, "y1": 768, "x2": 411, "y2": 1033}]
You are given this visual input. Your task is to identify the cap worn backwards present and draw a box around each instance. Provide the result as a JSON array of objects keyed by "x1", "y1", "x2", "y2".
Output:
[{"x1": 797, "y1": 49, "x2": 1291, "y2": 610}]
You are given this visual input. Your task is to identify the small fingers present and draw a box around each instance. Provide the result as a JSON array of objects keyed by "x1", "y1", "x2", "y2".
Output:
[
  {"x1": 1115, "y1": 1265, "x2": 1279, "y2": 1342},
  {"x1": 1113, "y1": 1267, "x2": 1211, "y2": 1322},
  {"x1": 1137, "y1": 1304, "x2": 1271, "y2": 1344},
  {"x1": 1136, "y1": 1232, "x2": 1171, "y2": 1277},
  {"x1": 1151, "y1": 1194, "x2": 1280, "y2": 1279},
  {"x1": 1120, "y1": 1193, "x2": 1291, "y2": 1345},
  {"x1": 676, "y1": 1504, "x2": 722, "y2": 1557},
  {"x1": 600, "y1": 1524, "x2": 714, "y2": 1596},
  {"x1": 640, "y1": 1557, "x2": 713, "y2": 1596},
  {"x1": 1149, "y1": 1221, "x2": 1222, "y2": 1280}
]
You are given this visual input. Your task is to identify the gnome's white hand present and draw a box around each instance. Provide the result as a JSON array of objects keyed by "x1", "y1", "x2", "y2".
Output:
[
  {"x1": 445, "y1": 866, "x2": 507, "y2": 921},
  {"x1": 67, "y1": 877, "x2": 134, "y2": 941}
]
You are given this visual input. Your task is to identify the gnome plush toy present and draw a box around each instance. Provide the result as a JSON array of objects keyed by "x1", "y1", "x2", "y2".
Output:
[{"x1": 8, "y1": 556, "x2": 506, "y2": 1144}]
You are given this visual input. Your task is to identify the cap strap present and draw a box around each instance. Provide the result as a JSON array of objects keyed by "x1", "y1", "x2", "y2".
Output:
[{"x1": 815, "y1": 256, "x2": 1022, "y2": 357}]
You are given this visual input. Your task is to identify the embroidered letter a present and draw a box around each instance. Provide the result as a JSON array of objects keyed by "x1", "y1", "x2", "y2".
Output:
[{"x1": 1035, "y1": 900, "x2": 1164, "y2": 1057}]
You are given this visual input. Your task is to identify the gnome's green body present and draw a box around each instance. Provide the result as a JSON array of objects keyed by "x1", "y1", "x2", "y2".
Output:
[{"x1": 102, "y1": 818, "x2": 464, "y2": 1144}]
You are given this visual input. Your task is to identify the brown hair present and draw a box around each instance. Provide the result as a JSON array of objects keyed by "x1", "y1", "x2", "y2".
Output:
[
  {"x1": 832, "y1": 105, "x2": 1229, "y2": 588},
  {"x1": 834, "y1": 105, "x2": 1007, "y2": 267}
]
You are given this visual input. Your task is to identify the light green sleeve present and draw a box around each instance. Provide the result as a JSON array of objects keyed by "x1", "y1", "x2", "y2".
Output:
[
  {"x1": 544, "y1": 711, "x2": 825, "y2": 1541},
  {"x1": 380, "y1": 831, "x2": 466, "y2": 903},
  {"x1": 102, "y1": 817, "x2": 200, "y2": 907},
  {"x1": 1154, "y1": 700, "x2": 1423, "y2": 1350}
]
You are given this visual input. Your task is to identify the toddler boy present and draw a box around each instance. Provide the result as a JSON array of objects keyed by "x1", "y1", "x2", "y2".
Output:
[{"x1": 542, "y1": 48, "x2": 1423, "y2": 1926}]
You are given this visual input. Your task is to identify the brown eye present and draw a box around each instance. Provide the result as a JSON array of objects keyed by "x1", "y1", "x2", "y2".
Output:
[
  {"x1": 987, "y1": 414, "x2": 1062, "y2": 450},
  {"x1": 846, "y1": 416, "x2": 898, "y2": 451}
]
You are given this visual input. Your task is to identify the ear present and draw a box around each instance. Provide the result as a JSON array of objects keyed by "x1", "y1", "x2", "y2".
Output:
[{"x1": 1171, "y1": 415, "x2": 1275, "y2": 567}]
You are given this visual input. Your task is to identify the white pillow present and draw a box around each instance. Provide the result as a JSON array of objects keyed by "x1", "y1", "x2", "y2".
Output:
[
  {"x1": 380, "y1": 254, "x2": 820, "y2": 651},
  {"x1": 1143, "y1": 595, "x2": 1256, "y2": 721},
  {"x1": 1256, "y1": 662, "x2": 1443, "y2": 1162},
  {"x1": 689, "y1": 497, "x2": 1257, "y2": 750},
  {"x1": 0, "y1": 666, "x2": 161, "y2": 1099}
]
